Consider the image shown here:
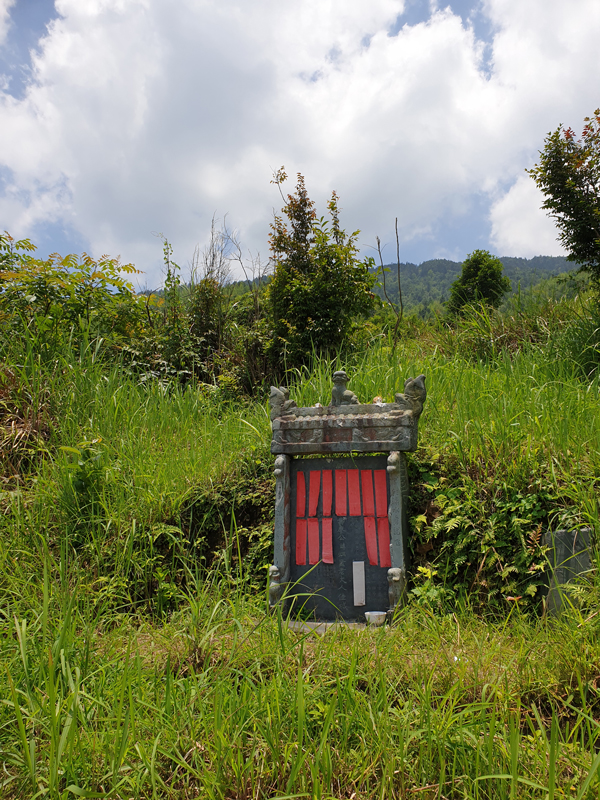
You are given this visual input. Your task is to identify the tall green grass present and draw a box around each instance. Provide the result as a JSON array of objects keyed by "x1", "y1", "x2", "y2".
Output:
[
  {"x1": 4, "y1": 570, "x2": 600, "y2": 798},
  {"x1": 292, "y1": 338, "x2": 599, "y2": 515},
  {"x1": 1, "y1": 295, "x2": 600, "y2": 796}
]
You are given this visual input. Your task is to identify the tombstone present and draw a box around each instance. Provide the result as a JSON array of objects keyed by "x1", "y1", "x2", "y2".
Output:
[
  {"x1": 268, "y1": 371, "x2": 426, "y2": 621},
  {"x1": 543, "y1": 527, "x2": 592, "y2": 615}
]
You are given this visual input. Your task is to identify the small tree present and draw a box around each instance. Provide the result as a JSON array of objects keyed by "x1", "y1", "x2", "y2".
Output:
[
  {"x1": 267, "y1": 170, "x2": 375, "y2": 369},
  {"x1": 447, "y1": 249, "x2": 510, "y2": 316},
  {"x1": 0, "y1": 231, "x2": 146, "y2": 352},
  {"x1": 528, "y1": 110, "x2": 600, "y2": 287}
]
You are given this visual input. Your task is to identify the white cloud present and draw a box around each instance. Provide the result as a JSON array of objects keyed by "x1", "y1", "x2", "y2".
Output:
[
  {"x1": 489, "y1": 175, "x2": 566, "y2": 257},
  {"x1": 1, "y1": 0, "x2": 600, "y2": 282},
  {"x1": 0, "y1": 0, "x2": 15, "y2": 46}
]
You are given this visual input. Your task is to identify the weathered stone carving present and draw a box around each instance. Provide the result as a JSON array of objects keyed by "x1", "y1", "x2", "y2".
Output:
[
  {"x1": 268, "y1": 564, "x2": 284, "y2": 608},
  {"x1": 273, "y1": 454, "x2": 291, "y2": 587},
  {"x1": 353, "y1": 426, "x2": 402, "y2": 444},
  {"x1": 283, "y1": 428, "x2": 324, "y2": 445},
  {"x1": 387, "y1": 567, "x2": 406, "y2": 611},
  {"x1": 269, "y1": 386, "x2": 297, "y2": 421},
  {"x1": 395, "y1": 374, "x2": 427, "y2": 417},
  {"x1": 270, "y1": 370, "x2": 425, "y2": 621},
  {"x1": 331, "y1": 371, "x2": 359, "y2": 406},
  {"x1": 273, "y1": 454, "x2": 286, "y2": 477},
  {"x1": 387, "y1": 451, "x2": 401, "y2": 473}
]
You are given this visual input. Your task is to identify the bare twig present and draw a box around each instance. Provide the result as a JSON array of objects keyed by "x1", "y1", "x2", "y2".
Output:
[
  {"x1": 395, "y1": 217, "x2": 404, "y2": 323},
  {"x1": 376, "y1": 236, "x2": 394, "y2": 307},
  {"x1": 223, "y1": 222, "x2": 270, "y2": 322},
  {"x1": 375, "y1": 220, "x2": 403, "y2": 353}
]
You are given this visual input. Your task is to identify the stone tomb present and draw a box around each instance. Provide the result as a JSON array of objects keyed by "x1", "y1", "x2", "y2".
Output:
[{"x1": 268, "y1": 371, "x2": 426, "y2": 621}]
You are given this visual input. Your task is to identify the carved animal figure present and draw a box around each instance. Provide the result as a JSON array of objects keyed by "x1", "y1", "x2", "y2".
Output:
[
  {"x1": 395, "y1": 374, "x2": 427, "y2": 416},
  {"x1": 269, "y1": 386, "x2": 297, "y2": 421},
  {"x1": 330, "y1": 371, "x2": 359, "y2": 406},
  {"x1": 404, "y1": 374, "x2": 426, "y2": 405},
  {"x1": 387, "y1": 451, "x2": 401, "y2": 474},
  {"x1": 387, "y1": 567, "x2": 406, "y2": 611},
  {"x1": 268, "y1": 565, "x2": 283, "y2": 608}
]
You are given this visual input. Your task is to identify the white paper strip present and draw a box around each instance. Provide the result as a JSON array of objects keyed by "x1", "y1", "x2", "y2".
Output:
[{"x1": 352, "y1": 561, "x2": 366, "y2": 606}]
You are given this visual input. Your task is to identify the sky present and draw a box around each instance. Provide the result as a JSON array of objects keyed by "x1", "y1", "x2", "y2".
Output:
[{"x1": 0, "y1": 0, "x2": 599, "y2": 287}]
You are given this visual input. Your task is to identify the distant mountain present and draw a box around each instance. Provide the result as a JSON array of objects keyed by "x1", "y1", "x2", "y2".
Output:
[{"x1": 372, "y1": 255, "x2": 578, "y2": 314}]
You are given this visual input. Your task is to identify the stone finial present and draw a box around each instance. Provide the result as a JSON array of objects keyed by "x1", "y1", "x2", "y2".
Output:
[
  {"x1": 268, "y1": 564, "x2": 284, "y2": 608},
  {"x1": 331, "y1": 371, "x2": 359, "y2": 407},
  {"x1": 395, "y1": 374, "x2": 427, "y2": 418},
  {"x1": 404, "y1": 374, "x2": 427, "y2": 407},
  {"x1": 269, "y1": 386, "x2": 297, "y2": 421},
  {"x1": 387, "y1": 567, "x2": 406, "y2": 611}
]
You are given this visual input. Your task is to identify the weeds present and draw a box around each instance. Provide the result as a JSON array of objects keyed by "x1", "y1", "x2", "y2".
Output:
[
  {"x1": 1, "y1": 287, "x2": 600, "y2": 796},
  {"x1": 4, "y1": 575, "x2": 600, "y2": 798}
]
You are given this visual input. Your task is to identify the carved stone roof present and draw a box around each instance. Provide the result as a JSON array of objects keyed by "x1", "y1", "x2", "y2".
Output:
[{"x1": 270, "y1": 373, "x2": 426, "y2": 455}]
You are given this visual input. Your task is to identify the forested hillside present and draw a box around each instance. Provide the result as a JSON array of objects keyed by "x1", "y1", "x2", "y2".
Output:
[{"x1": 374, "y1": 255, "x2": 580, "y2": 315}]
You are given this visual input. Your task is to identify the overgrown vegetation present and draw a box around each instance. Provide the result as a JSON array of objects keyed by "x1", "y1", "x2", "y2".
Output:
[{"x1": 1, "y1": 204, "x2": 600, "y2": 795}]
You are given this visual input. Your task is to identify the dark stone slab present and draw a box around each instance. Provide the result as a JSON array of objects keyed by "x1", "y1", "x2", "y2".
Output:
[
  {"x1": 287, "y1": 456, "x2": 393, "y2": 621},
  {"x1": 543, "y1": 528, "x2": 592, "y2": 615}
]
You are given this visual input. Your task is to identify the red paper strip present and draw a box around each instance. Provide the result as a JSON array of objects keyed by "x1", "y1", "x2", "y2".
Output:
[
  {"x1": 335, "y1": 470, "x2": 347, "y2": 516},
  {"x1": 322, "y1": 470, "x2": 333, "y2": 516},
  {"x1": 308, "y1": 471, "x2": 321, "y2": 517},
  {"x1": 296, "y1": 519, "x2": 307, "y2": 565},
  {"x1": 348, "y1": 469, "x2": 361, "y2": 516},
  {"x1": 374, "y1": 470, "x2": 388, "y2": 518},
  {"x1": 308, "y1": 518, "x2": 320, "y2": 564},
  {"x1": 364, "y1": 516, "x2": 378, "y2": 566},
  {"x1": 296, "y1": 472, "x2": 306, "y2": 518},
  {"x1": 361, "y1": 470, "x2": 375, "y2": 516},
  {"x1": 377, "y1": 516, "x2": 392, "y2": 568},
  {"x1": 321, "y1": 518, "x2": 333, "y2": 563}
]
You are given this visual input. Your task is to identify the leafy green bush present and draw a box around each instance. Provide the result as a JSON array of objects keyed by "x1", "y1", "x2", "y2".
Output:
[
  {"x1": 407, "y1": 454, "x2": 558, "y2": 610},
  {"x1": 267, "y1": 172, "x2": 375, "y2": 371},
  {"x1": 447, "y1": 249, "x2": 511, "y2": 316},
  {"x1": 0, "y1": 231, "x2": 147, "y2": 358}
]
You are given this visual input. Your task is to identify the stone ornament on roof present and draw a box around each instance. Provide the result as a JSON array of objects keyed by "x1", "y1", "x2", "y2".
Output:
[
  {"x1": 269, "y1": 371, "x2": 426, "y2": 455},
  {"x1": 331, "y1": 370, "x2": 359, "y2": 405}
]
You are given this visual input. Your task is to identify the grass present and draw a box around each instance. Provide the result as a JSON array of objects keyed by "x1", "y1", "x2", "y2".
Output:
[
  {"x1": 4, "y1": 570, "x2": 600, "y2": 798},
  {"x1": 293, "y1": 337, "x2": 600, "y2": 485},
  {"x1": 1, "y1": 292, "x2": 600, "y2": 796}
]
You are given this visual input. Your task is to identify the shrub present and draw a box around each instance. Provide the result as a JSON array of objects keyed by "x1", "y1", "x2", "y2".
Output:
[
  {"x1": 267, "y1": 171, "x2": 375, "y2": 371},
  {"x1": 0, "y1": 231, "x2": 147, "y2": 358},
  {"x1": 447, "y1": 249, "x2": 511, "y2": 316}
]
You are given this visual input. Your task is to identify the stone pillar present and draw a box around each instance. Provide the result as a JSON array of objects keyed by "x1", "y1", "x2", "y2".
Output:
[
  {"x1": 270, "y1": 453, "x2": 291, "y2": 608},
  {"x1": 386, "y1": 450, "x2": 409, "y2": 612}
]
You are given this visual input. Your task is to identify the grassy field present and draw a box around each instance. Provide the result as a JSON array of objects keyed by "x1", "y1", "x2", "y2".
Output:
[{"x1": 1, "y1": 292, "x2": 600, "y2": 798}]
